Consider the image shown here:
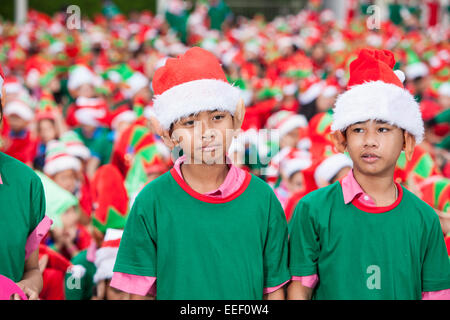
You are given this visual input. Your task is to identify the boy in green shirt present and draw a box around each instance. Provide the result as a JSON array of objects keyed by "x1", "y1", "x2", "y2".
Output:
[
  {"x1": 111, "y1": 47, "x2": 290, "y2": 300},
  {"x1": 288, "y1": 48, "x2": 450, "y2": 300}
]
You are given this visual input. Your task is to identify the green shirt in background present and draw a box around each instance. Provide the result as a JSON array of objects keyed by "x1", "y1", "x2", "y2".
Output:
[
  {"x1": 0, "y1": 152, "x2": 46, "y2": 282},
  {"x1": 289, "y1": 181, "x2": 450, "y2": 300},
  {"x1": 114, "y1": 170, "x2": 290, "y2": 300},
  {"x1": 74, "y1": 127, "x2": 114, "y2": 166},
  {"x1": 64, "y1": 250, "x2": 97, "y2": 300}
]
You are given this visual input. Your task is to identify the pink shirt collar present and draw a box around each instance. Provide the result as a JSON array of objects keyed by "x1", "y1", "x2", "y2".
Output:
[
  {"x1": 173, "y1": 155, "x2": 246, "y2": 199},
  {"x1": 341, "y1": 169, "x2": 376, "y2": 207}
]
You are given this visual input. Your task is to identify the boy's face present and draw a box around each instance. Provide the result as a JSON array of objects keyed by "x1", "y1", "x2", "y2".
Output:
[
  {"x1": 52, "y1": 169, "x2": 78, "y2": 194},
  {"x1": 74, "y1": 84, "x2": 96, "y2": 98},
  {"x1": 171, "y1": 110, "x2": 236, "y2": 165},
  {"x1": 8, "y1": 114, "x2": 28, "y2": 132},
  {"x1": 287, "y1": 171, "x2": 305, "y2": 193},
  {"x1": 343, "y1": 120, "x2": 405, "y2": 177},
  {"x1": 38, "y1": 119, "x2": 58, "y2": 143},
  {"x1": 280, "y1": 128, "x2": 300, "y2": 149}
]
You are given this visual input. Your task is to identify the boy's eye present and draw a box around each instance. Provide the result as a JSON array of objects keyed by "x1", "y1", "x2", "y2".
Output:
[
  {"x1": 352, "y1": 128, "x2": 364, "y2": 133},
  {"x1": 213, "y1": 114, "x2": 225, "y2": 120},
  {"x1": 378, "y1": 127, "x2": 390, "y2": 133},
  {"x1": 183, "y1": 120, "x2": 195, "y2": 126}
]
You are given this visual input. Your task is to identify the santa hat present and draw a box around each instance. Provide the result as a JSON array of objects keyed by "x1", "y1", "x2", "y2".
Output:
[
  {"x1": 111, "y1": 108, "x2": 137, "y2": 131},
  {"x1": 4, "y1": 99, "x2": 34, "y2": 121},
  {"x1": 404, "y1": 49, "x2": 429, "y2": 81},
  {"x1": 299, "y1": 75, "x2": 324, "y2": 105},
  {"x1": 314, "y1": 153, "x2": 353, "y2": 186},
  {"x1": 68, "y1": 65, "x2": 102, "y2": 91},
  {"x1": 93, "y1": 228, "x2": 123, "y2": 284},
  {"x1": 266, "y1": 110, "x2": 308, "y2": 138},
  {"x1": 91, "y1": 164, "x2": 129, "y2": 234},
  {"x1": 123, "y1": 72, "x2": 149, "y2": 99},
  {"x1": 43, "y1": 140, "x2": 81, "y2": 176},
  {"x1": 281, "y1": 151, "x2": 312, "y2": 179},
  {"x1": 3, "y1": 77, "x2": 23, "y2": 96},
  {"x1": 60, "y1": 131, "x2": 91, "y2": 160},
  {"x1": 331, "y1": 48, "x2": 424, "y2": 143},
  {"x1": 152, "y1": 47, "x2": 241, "y2": 130},
  {"x1": 74, "y1": 97, "x2": 109, "y2": 127}
]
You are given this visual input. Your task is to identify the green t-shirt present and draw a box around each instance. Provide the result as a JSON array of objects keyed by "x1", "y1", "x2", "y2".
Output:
[
  {"x1": 289, "y1": 181, "x2": 450, "y2": 300},
  {"x1": 113, "y1": 170, "x2": 290, "y2": 300},
  {"x1": 0, "y1": 152, "x2": 46, "y2": 282},
  {"x1": 64, "y1": 249, "x2": 97, "y2": 300},
  {"x1": 73, "y1": 127, "x2": 114, "y2": 166}
]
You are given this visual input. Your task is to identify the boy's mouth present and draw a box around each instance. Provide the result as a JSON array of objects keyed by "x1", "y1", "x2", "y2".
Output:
[
  {"x1": 361, "y1": 152, "x2": 380, "y2": 163},
  {"x1": 199, "y1": 144, "x2": 221, "y2": 152}
]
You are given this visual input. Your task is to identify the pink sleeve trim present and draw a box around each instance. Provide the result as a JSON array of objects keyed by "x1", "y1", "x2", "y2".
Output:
[
  {"x1": 110, "y1": 272, "x2": 156, "y2": 296},
  {"x1": 25, "y1": 216, "x2": 53, "y2": 260},
  {"x1": 264, "y1": 280, "x2": 289, "y2": 294},
  {"x1": 86, "y1": 241, "x2": 97, "y2": 263},
  {"x1": 422, "y1": 289, "x2": 450, "y2": 300},
  {"x1": 291, "y1": 274, "x2": 319, "y2": 289}
]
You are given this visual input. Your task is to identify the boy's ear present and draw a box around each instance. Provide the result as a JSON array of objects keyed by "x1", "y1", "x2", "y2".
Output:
[
  {"x1": 403, "y1": 131, "x2": 416, "y2": 162},
  {"x1": 232, "y1": 98, "x2": 246, "y2": 131},
  {"x1": 331, "y1": 130, "x2": 347, "y2": 153},
  {"x1": 149, "y1": 116, "x2": 176, "y2": 149}
]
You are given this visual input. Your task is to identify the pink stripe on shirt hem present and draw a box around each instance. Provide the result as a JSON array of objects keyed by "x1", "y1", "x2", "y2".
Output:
[
  {"x1": 422, "y1": 289, "x2": 450, "y2": 300},
  {"x1": 291, "y1": 275, "x2": 319, "y2": 289},
  {"x1": 110, "y1": 272, "x2": 156, "y2": 296},
  {"x1": 25, "y1": 216, "x2": 53, "y2": 260},
  {"x1": 264, "y1": 280, "x2": 289, "y2": 294}
]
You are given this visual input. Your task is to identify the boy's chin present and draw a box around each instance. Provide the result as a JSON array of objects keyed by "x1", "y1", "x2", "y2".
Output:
[
  {"x1": 187, "y1": 155, "x2": 227, "y2": 165},
  {"x1": 354, "y1": 162, "x2": 393, "y2": 177}
]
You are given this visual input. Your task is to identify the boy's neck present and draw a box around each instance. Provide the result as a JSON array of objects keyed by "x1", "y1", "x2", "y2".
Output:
[
  {"x1": 352, "y1": 168, "x2": 398, "y2": 207},
  {"x1": 180, "y1": 159, "x2": 230, "y2": 194}
]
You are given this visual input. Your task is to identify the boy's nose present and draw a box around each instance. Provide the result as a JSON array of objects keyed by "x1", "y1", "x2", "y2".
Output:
[{"x1": 363, "y1": 132, "x2": 379, "y2": 148}]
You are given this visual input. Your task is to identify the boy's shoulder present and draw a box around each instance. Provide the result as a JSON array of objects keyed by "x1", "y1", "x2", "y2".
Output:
[
  {"x1": 300, "y1": 181, "x2": 342, "y2": 205},
  {"x1": 400, "y1": 185, "x2": 440, "y2": 222},
  {"x1": 248, "y1": 173, "x2": 278, "y2": 194},
  {"x1": 136, "y1": 170, "x2": 174, "y2": 199},
  {"x1": 0, "y1": 151, "x2": 42, "y2": 185}
]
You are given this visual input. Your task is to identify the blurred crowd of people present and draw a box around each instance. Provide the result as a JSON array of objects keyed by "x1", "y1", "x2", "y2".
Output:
[{"x1": 0, "y1": 0, "x2": 448, "y2": 299}]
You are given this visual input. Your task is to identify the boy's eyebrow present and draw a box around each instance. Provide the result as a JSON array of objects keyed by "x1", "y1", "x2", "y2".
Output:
[{"x1": 351, "y1": 120, "x2": 390, "y2": 126}]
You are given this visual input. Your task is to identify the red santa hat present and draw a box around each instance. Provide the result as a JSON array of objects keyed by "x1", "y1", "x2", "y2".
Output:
[
  {"x1": 314, "y1": 153, "x2": 353, "y2": 187},
  {"x1": 74, "y1": 97, "x2": 110, "y2": 127},
  {"x1": 331, "y1": 48, "x2": 424, "y2": 143},
  {"x1": 281, "y1": 150, "x2": 312, "y2": 179},
  {"x1": 265, "y1": 110, "x2": 308, "y2": 138},
  {"x1": 152, "y1": 47, "x2": 241, "y2": 130},
  {"x1": 4, "y1": 99, "x2": 34, "y2": 121},
  {"x1": 43, "y1": 140, "x2": 81, "y2": 176}
]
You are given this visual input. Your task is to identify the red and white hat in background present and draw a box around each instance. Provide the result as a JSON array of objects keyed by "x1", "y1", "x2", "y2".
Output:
[
  {"x1": 265, "y1": 110, "x2": 308, "y2": 138},
  {"x1": 74, "y1": 97, "x2": 110, "y2": 127},
  {"x1": 43, "y1": 140, "x2": 81, "y2": 176},
  {"x1": 3, "y1": 99, "x2": 34, "y2": 121},
  {"x1": 93, "y1": 228, "x2": 123, "y2": 284},
  {"x1": 314, "y1": 153, "x2": 353, "y2": 187},
  {"x1": 331, "y1": 48, "x2": 424, "y2": 143},
  {"x1": 281, "y1": 149, "x2": 313, "y2": 179},
  {"x1": 152, "y1": 47, "x2": 242, "y2": 130}
]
